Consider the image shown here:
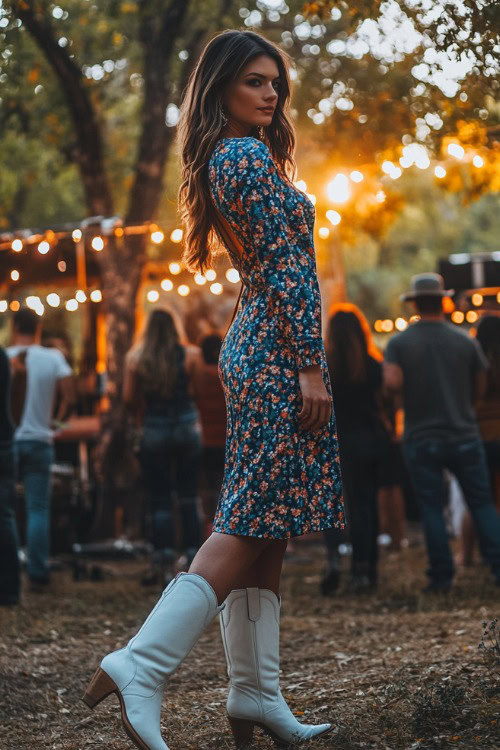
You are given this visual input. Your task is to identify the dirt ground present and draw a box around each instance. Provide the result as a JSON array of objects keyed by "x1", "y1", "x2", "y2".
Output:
[{"x1": 0, "y1": 540, "x2": 499, "y2": 750}]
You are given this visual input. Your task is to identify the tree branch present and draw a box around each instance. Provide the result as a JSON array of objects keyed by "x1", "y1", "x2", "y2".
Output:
[{"x1": 10, "y1": 1, "x2": 113, "y2": 216}]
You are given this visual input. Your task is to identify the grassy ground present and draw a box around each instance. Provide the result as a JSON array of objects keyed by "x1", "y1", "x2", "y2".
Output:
[{"x1": 0, "y1": 541, "x2": 499, "y2": 750}]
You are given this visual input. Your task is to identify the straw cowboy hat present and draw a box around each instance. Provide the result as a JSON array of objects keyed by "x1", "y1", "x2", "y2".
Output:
[{"x1": 400, "y1": 272, "x2": 454, "y2": 302}]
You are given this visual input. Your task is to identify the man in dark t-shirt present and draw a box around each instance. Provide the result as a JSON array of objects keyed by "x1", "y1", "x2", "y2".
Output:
[
  {"x1": 384, "y1": 273, "x2": 500, "y2": 591},
  {"x1": 0, "y1": 346, "x2": 20, "y2": 605}
]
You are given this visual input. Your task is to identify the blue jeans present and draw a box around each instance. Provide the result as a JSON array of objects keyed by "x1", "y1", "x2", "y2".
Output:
[
  {"x1": 140, "y1": 413, "x2": 202, "y2": 558},
  {"x1": 0, "y1": 441, "x2": 20, "y2": 602},
  {"x1": 14, "y1": 440, "x2": 54, "y2": 582},
  {"x1": 403, "y1": 436, "x2": 500, "y2": 585}
]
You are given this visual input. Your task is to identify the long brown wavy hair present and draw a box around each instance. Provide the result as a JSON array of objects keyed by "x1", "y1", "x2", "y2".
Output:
[
  {"x1": 128, "y1": 308, "x2": 183, "y2": 398},
  {"x1": 177, "y1": 29, "x2": 296, "y2": 273},
  {"x1": 326, "y1": 303, "x2": 382, "y2": 384}
]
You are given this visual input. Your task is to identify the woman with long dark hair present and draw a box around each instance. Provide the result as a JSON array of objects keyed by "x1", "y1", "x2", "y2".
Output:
[
  {"x1": 325, "y1": 304, "x2": 388, "y2": 592},
  {"x1": 124, "y1": 308, "x2": 203, "y2": 585},
  {"x1": 83, "y1": 30, "x2": 343, "y2": 750}
]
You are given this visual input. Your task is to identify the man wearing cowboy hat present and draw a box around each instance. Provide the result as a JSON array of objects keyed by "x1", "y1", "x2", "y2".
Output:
[{"x1": 384, "y1": 273, "x2": 500, "y2": 591}]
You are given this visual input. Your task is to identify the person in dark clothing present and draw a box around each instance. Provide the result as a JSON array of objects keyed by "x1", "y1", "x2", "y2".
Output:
[
  {"x1": 384, "y1": 273, "x2": 500, "y2": 591},
  {"x1": 0, "y1": 346, "x2": 20, "y2": 605},
  {"x1": 191, "y1": 334, "x2": 227, "y2": 538},
  {"x1": 324, "y1": 304, "x2": 389, "y2": 593},
  {"x1": 124, "y1": 308, "x2": 203, "y2": 586}
]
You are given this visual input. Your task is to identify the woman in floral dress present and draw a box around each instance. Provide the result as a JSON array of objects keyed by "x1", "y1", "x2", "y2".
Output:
[{"x1": 83, "y1": 30, "x2": 344, "y2": 750}]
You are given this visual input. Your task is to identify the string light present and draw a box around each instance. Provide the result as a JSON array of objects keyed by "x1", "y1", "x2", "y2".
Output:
[
  {"x1": 194, "y1": 273, "x2": 207, "y2": 285},
  {"x1": 473, "y1": 155, "x2": 484, "y2": 168},
  {"x1": 169, "y1": 262, "x2": 181, "y2": 275},
  {"x1": 38, "y1": 241, "x2": 50, "y2": 255},
  {"x1": 466, "y1": 310, "x2": 478, "y2": 323},
  {"x1": 451, "y1": 311, "x2": 464, "y2": 324},
  {"x1": 170, "y1": 229, "x2": 183, "y2": 243},
  {"x1": 226, "y1": 268, "x2": 240, "y2": 283},
  {"x1": 210, "y1": 282, "x2": 223, "y2": 295},
  {"x1": 447, "y1": 143, "x2": 464, "y2": 159},
  {"x1": 65, "y1": 299, "x2": 78, "y2": 311},
  {"x1": 375, "y1": 191, "x2": 386, "y2": 203},
  {"x1": 47, "y1": 293, "x2": 60, "y2": 307},
  {"x1": 434, "y1": 166, "x2": 446, "y2": 178},
  {"x1": 326, "y1": 174, "x2": 350, "y2": 204},
  {"x1": 147, "y1": 290, "x2": 159, "y2": 303},
  {"x1": 161, "y1": 278, "x2": 174, "y2": 291},
  {"x1": 374, "y1": 320, "x2": 383, "y2": 333},
  {"x1": 10, "y1": 301, "x2": 20, "y2": 312},
  {"x1": 75, "y1": 290, "x2": 87, "y2": 303},
  {"x1": 409, "y1": 315, "x2": 421, "y2": 323},
  {"x1": 90, "y1": 289, "x2": 102, "y2": 302},
  {"x1": 12, "y1": 239, "x2": 23, "y2": 252},
  {"x1": 151, "y1": 230, "x2": 164, "y2": 244},
  {"x1": 381, "y1": 319, "x2": 394, "y2": 332},
  {"x1": 326, "y1": 210, "x2": 341, "y2": 226},
  {"x1": 72, "y1": 229, "x2": 82, "y2": 241},
  {"x1": 177, "y1": 285, "x2": 190, "y2": 296},
  {"x1": 205, "y1": 269, "x2": 217, "y2": 281},
  {"x1": 350, "y1": 171, "x2": 364, "y2": 183},
  {"x1": 395, "y1": 317, "x2": 408, "y2": 331},
  {"x1": 91, "y1": 236, "x2": 104, "y2": 251},
  {"x1": 472, "y1": 293, "x2": 483, "y2": 306},
  {"x1": 11, "y1": 270, "x2": 19, "y2": 281},
  {"x1": 0, "y1": 301, "x2": 7, "y2": 313}
]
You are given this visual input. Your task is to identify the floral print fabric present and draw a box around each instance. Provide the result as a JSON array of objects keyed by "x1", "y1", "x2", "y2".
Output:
[{"x1": 208, "y1": 137, "x2": 344, "y2": 538}]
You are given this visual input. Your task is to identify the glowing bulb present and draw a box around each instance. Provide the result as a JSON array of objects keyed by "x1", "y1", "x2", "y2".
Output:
[
  {"x1": 350, "y1": 171, "x2": 364, "y2": 183},
  {"x1": 294, "y1": 180, "x2": 307, "y2": 191},
  {"x1": 473, "y1": 155, "x2": 484, "y2": 168},
  {"x1": 169, "y1": 262, "x2": 181, "y2": 275},
  {"x1": 177, "y1": 284, "x2": 190, "y2": 296},
  {"x1": 194, "y1": 273, "x2": 207, "y2": 286},
  {"x1": 382, "y1": 161, "x2": 395, "y2": 175},
  {"x1": 92, "y1": 236, "x2": 104, "y2": 251},
  {"x1": 58, "y1": 261, "x2": 66, "y2": 272},
  {"x1": 381, "y1": 319, "x2": 394, "y2": 332},
  {"x1": 210, "y1": 282, "x2": 223, "y2": 295},
  {"x1": 226, "y1": 268, "x2": 240, "y2": 283},
  {"x1": 451, "y1": 311, "x2": 464, "y2": 324},
  {"x1": 151, "y1": 230, "x2": 164, "y2": 244},
  {"x1": 11, "y1": 239, "x2": 23, "y2": 252},
  {"x1": 147, "y1": 290, "x2": 160, "y2": 303},
  {"x1": 326, "y1": 173, "x2": 350, "y2": 204},
  {"x1": 38, "y1": 241, "x2": 50, "y2": 255},
  {"x1": 0, "y1": 301, "x2": 7, "y2": 313},
  {"x1": 447, "y1": 143, "x2": 464, "y2": 159},
  {"x1": 434, "y1": 166, "x2": 446, "y2": 178},
  {"x1": 374, "y1": 320, "x2": 383, "y2": 333},
  {"x1": 318, "y1": 227, "x2": 330, "y2": 239},
  {"x1": 466, "y1": 310, "x2": 478, "y2": 323},
  {"x1": 472, "y1": 293, "x2": 483, "y2": 307},
  {"x1": 65, "y1": 299, "x2": 78, "y2": 311},
  {"x1": 161, "y1": 278, "x2": 174, "y2": 291},
  {"x1": 395, "y1": 318, "x2": 408, "y2": 331},
  {"x1": 375, "y1": 190, "x2": 386, "y2": 203},
  {"x1": 409, "y1": 315, "x2": 421, "y2": 323},
  {"x1": 72, "y1": 229, "x2": 82, "y2": 241},
  {"x1": 26, "y1": 296, "x2": 40, "y2": 310},
  {"x1": 47, "y1": 293, "x2": 60, "y2": 307},
  {"x1": 205, "y1": 269, "x2": 217, "y2": 281},
  {"x1": 170, "y1": 228, "x2": 183, "y2": 243},
  {"x1": 76, "y1": 290, "x2": 87, "y2": 303},
  {"x1": 11, "y1": 270, "x2": 19, "y2": 281},
  {"x1": 90, "y1": 289, "x2": 102, "y2": 303},
  {"x1": 10, "y1": 301, "x2": 20, "y2": 312},
  {"x1": 326, "y1": 210, "x2": 341, "y2": 226}
]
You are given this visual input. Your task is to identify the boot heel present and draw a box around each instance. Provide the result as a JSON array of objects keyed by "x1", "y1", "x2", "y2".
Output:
[
  {"x1": 228, "y1": 715, "x2": 255, "y2": 748},
  {"x1": 82, "y1": 667, "x2": 117, "y2": 709}
]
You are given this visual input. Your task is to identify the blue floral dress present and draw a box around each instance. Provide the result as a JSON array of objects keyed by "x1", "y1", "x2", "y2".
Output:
[{"x1": 208, "y1": 137, "x2": 344, "y2": 539}]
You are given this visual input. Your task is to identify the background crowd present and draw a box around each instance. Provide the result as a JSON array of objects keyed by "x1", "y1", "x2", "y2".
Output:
[{"x1": 1, "y1": 272, "x2": 499, "y2": 607}]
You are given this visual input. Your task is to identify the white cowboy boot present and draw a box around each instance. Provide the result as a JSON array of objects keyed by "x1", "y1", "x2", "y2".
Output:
[
  {"x1": 82, "y1": 572, "x2": 223, "y2": 750},
  {"x1": 220, "y1": 588, "x2": 333, "y2": 747}
]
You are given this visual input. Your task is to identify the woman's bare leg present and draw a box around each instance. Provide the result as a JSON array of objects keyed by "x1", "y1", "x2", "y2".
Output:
[
  {"x1": 230, "y1": 539, "x2": 288, "y2": 596},
  {"x1": 188, "y1": 532, "x2": 274, "y2": 603}
]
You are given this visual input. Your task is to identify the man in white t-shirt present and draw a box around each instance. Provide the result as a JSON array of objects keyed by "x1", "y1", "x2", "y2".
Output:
[{"x1": 8, "y1": 308, "x2": 74, "y2": 590}]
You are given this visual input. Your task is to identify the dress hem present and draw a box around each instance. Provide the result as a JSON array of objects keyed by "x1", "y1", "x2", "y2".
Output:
[{"x1": 211, "y1": 520, "x2": 345, "y2": 541}]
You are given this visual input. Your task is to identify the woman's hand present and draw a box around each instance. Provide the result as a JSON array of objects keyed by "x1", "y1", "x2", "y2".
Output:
[{"x1": 298, "y1": 364, "x2": 332, "y2": 432}]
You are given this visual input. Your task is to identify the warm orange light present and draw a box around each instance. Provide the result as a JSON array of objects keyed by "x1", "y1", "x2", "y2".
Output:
[
  {"x1": 395, "y1": 317, "x2": 408, "y2": 331},
  {"x1": 90, "y1": 289, "x2": 102, "y2": 303},
  {"x1": 210, "y1": 282, "x2": 223, "y2": 295},
  {"x1": 147, "y1": 290, "x2": 159, "y2": 303},
  {"x1": 381, "y1": 319, "x2": 394, "y2": 332},
  {"x1": 177, "y1": 285, "x2": 190, "y2": 296},
  {"x1": 194, "y1": 273, "x2": 207, "y2": 286},
  {"x1": 205, "y1": 269, "x2": 217, "y2": 281},
  {"x1": 151, "y1": 230, "x2": 164, "y2": 244},
  {"x1": 11, "y1": 239, "x2": 23, "y2": 252},
  {"x1": 11, "y1": 270, "x2": 20, "y2": 281},
  {"x1": 92, "y1": 236, "x2": 104, "y2": 251},
  {"x1": 451, "y1": 311, "x2": 464, "y2": 324},
  {"x1": 169, "y1": 262, "x2": 181, "y2": 275},
  {"x1": 161, "y1": 278, "x2": 174, "y2": 291},
  {"x1": 374, "y1": 320, "x2": 383, "y2": 333},
  {"x1": 466, "y1": 310, "x2": 478, "y2": 323},
  {"x1": 326, "y1": 173, "x2": 350, "y2": 204},
  {"x1": 318, "y1": 227, "x2": 330, "y2": 239},
  {"x1": 170, "y1": 229, "x2": 183, "y2": 243},
  {"x1": 72, "y1": 229, "x2": 82, "y2": 241},
  {"x1": 471, "y1": 293, "x2": 483, "y2": 307},
  {"x1": 10, "y1": 300, "x2": 20, "y2": 312},
  {"x1": 226, "y1": 268, "x2": 240, "y2": 283},
  {"x1": 442, "y1": 296, "x2": 455, "y2": 314}
]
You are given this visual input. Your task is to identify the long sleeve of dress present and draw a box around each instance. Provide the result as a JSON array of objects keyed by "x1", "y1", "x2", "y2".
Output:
[{"x1": 222, "y1": 138, "x2": 324, "y2": 370}]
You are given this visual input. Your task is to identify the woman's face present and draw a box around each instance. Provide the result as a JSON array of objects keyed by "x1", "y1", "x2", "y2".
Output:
[{"x1": 222, "y1": 54, "x2": 280, "y2": 135}]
